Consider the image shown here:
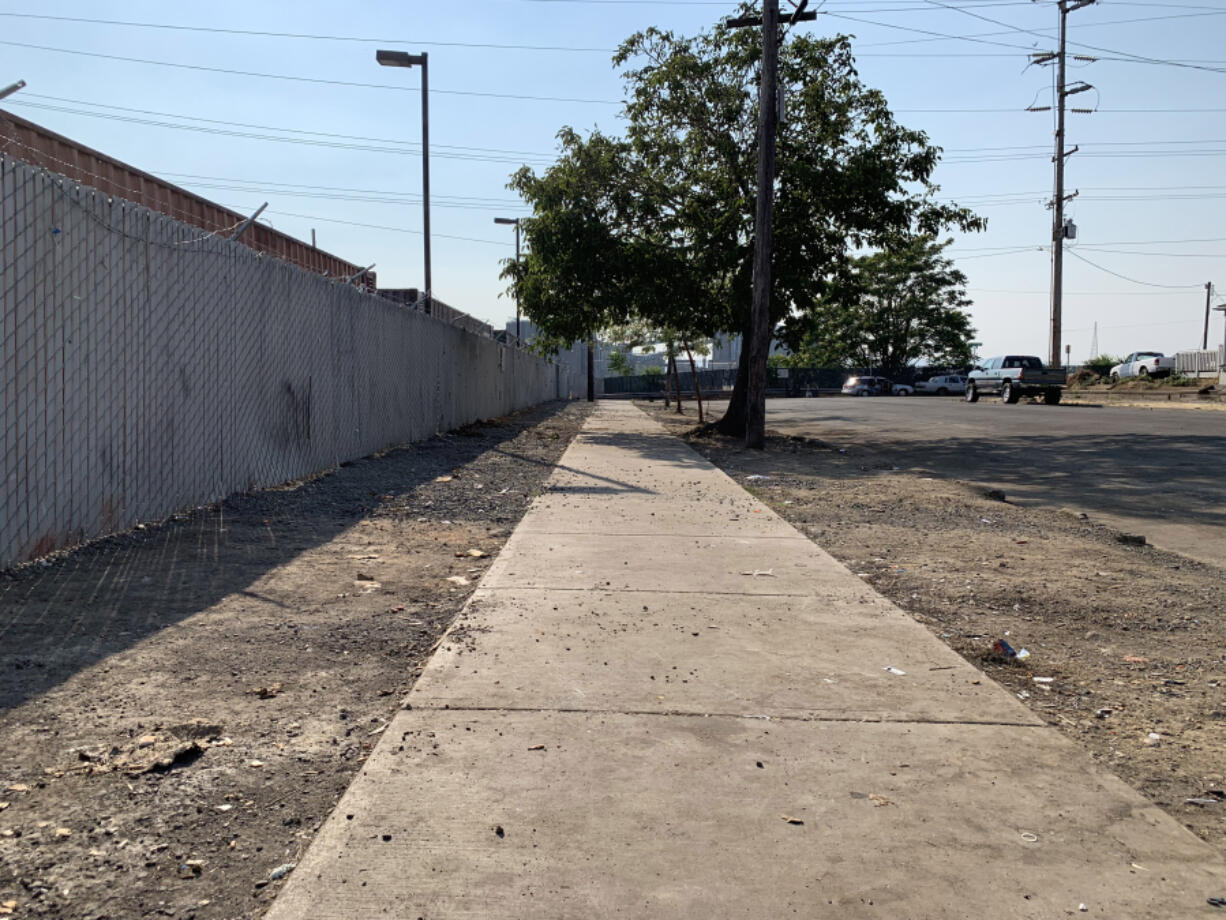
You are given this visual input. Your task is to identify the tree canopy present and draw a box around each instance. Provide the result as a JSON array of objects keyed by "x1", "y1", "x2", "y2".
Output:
[
  {"x1": 505, "y1": 16, "x2": 984, "y2": 432},
  {"x1": 780, "y1": 236, "x2": 977, "y2": 375}
]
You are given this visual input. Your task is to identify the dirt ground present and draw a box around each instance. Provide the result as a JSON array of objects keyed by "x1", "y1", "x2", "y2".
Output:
[
  {"x1": 641, "y1": 400, "x2": 1226, "y2": 855},
  {"x1": 0, "y1": 400, "x2": 592, "y2": 920}
]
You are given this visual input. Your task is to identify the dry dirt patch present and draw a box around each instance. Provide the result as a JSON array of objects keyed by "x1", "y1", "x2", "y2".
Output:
[
  {"x1": 0, "y1": 400, "x2": 591, "y2": 919},
  {"x1": 642, "y1": 401, "x2": 1226, "y2": 854}
]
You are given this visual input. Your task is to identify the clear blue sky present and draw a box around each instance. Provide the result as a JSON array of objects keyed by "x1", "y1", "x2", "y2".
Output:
[{"x1": 2, "y1": 0, "x2": 1223, "y2": 360}]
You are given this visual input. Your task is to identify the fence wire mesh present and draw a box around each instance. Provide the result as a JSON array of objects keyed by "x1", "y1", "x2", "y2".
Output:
[{"x1": 1, "y1": 156, "x2": 567, "y2": 567}]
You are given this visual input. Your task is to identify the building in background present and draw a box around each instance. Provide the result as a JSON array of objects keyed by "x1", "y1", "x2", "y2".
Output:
[
  {"x1": 707, "y1": 331, "x2": 787, "y2": 370},
  {"x1": 0, "y1": 109, "x2": 374, "y2": 288}
]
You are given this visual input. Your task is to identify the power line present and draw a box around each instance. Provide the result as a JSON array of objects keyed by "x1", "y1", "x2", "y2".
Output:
[
  {"x1": 960, "y1": 235, "x2": 1226, "y2": 248},
  {"x1": 176, "y1": 181, "x2": 526, "y2": 211},
  {"x1": 829, "y1": 7, "x2": 1226, "y2": 73},
  {"x1": 0, "y1": 12, "x2": 620, "y2": 53},
  {"x1": 1065, "y1": 250, "x2": 1206, "y2": 288},
  {"x1": 159, "y1": 171, "x2": 521, "y2": 205},
  {"x1": 969, "y1": 288, "x2": 1199, "y2": 296},
  {"x1": 5, "y1": 8, "x2": 1222, "y2": 60},
  {"x1": 944, "y1": 138, "x2": 1226, "y2": 152},
  {"x1": 20, "y1": 92, "x2": 1226, "y2": 159},
  {"x1": 921, "y1": 0, "x2": 1226, "y2": 73},
  {"x1": 895, "y1": 106, "x2": 1226, "y2": 112},
  {"x1": 856, "y1": 8, "x2": 1226, "y2": 50},
  {"x1": 824, "y1": 11, "x2": 1041, "y2": 51},
  {"x1": 222, "y1": 205, "x2": 513, "y2": 245},
  {"x1": 4, "y1": 99, "x2": 557, "y2": 165},
  {"x1": 921, "y1": 0, "x2": 1050, "y2": 40},
  {"x1": 23, "y1": 93, "x2": 1224, "y2": 167},
  {"x1": 1074, "y1": 248, "x2": 1226, "y2": 258},
  {"x1": 0, "y1": 39, "x2": 623, "y2": 104},
  {"x1": 18, "y1": 93, "x2": 554, "y2": 158}
]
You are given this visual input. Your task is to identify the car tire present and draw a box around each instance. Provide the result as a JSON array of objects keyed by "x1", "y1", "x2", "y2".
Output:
[
  {"x1": 1002, "y1": 381, "x2": 1020, "y2": 404},
  {"x1": 965, "y1": 382, "x2": 979, "y2": 403},
  {"x1": 1110, "y1": 373, "x2": 1119, "y2": 384},
  {"x1": 856, "y1": 390, "x2": 867, "y2": 397},
  {"x1": 896, "y1": 389, "x2": 910, "y2": 396},
  {"x1": 1044, "y1": 387, "x2": 1062, "y2": 405},
  {"x1": 1139, "y1": 366, "x2": 1149, "y2": 377},
  {"x1": 936, "y1": 387, "x2": 948, "y2": 396}
]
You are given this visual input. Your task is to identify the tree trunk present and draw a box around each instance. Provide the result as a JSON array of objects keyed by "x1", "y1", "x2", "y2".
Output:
[
  {"x1": 671, "y1": 354, "x2": 684, "y2": 413},
  {"x1": 586, "y1": 341, "x2": 595, "y2": 402},
  {"x1": 715, "y1": 320, "x2": 752, "y2": 436},
  {"x1": 683, "y1": 340, "x2": 704, "y2": 424}
]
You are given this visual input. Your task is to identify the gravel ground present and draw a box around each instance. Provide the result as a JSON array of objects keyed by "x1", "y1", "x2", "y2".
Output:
[
  {"x1": 641, "y1": 400, "x2": 1226, "y2": 855},
  {"x1": 0, "y1": 400, "x2": 592, "y2": 920}
]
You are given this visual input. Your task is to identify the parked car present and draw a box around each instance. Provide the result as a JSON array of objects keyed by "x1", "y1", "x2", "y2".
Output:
[
  {"x1": 914, "y1": 374, "x2": 967, "y2": 396},
  {"x1": 841, "y1": 375, "x2": 914, "y2": 397},
  {"x1": 966, "y1": 355, "x2": 1065, "y2": 405},
  {"x1": 1109, "y1": 351, "x2": 1175, "y2": 382}
]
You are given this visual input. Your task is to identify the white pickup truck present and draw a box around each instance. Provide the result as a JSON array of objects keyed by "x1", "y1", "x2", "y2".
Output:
[{"x1": 1110, "y1": 351, "x2": 1176, "y2": 382}]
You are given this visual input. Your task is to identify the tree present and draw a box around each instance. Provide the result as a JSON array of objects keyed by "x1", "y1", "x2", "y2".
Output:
[
  {"x1": 782, "y1": 237, "x2": 976, "y2": 375},
  {"x1": 506, "y1": 17, "x2": 984, "y2": 435},
  {"x1": 502, "y1": 130, "x2": 638, "y2": 357},
  {"x1": 607, "y1": 350, "x2": 635, "y2": 377}
]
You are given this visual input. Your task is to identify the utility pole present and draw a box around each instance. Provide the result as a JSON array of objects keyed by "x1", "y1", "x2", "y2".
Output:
[
  {"x1": 745, "y1": 0, "x2": 778, "y2": 451},
  {"x1": 728, "y1": 0, "x2": 815, "y2": 450},
  {"x1": 1030, "y1": 1, "x2": 1095, "y2": 369},
  {"x1": 1204, "y1": 282, "x2": 1215, "y2": 350}
]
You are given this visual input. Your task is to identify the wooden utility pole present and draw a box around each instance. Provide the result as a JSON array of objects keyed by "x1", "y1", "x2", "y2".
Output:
[
  {"x1": 745, "y1": 0, "x2": 779, "y2": 450},
  {"x1": 728, "y1": 0, "x2": 814, "y2": 449},
  {"x1": 1204, "y1": 282, "x2": 1214, "y2": 350},
  {"x1": 1032, "y1": 1, "x2": 1095, "y2": 368}
]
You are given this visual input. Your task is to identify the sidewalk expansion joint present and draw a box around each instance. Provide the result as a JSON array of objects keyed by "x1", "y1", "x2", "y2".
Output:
[
  {"x1": 511, "y1": 530, "x2": 811, "y2": 541},
  {"x1": 406, "y1": 703, "x2": 1043, "y2": 729},
  {"x1": 476, "y1": 586, "x2": 819, "y2": 598}
]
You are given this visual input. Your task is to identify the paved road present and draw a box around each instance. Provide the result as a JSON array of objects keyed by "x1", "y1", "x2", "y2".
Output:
[{"x1": 751, "y1": 396, "x2": 1226, "y2": 567}]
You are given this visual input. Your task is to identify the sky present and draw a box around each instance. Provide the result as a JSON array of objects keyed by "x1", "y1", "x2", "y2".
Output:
[{"x1": 1, "y1": 0, "x2": 1224, "y2": 362}]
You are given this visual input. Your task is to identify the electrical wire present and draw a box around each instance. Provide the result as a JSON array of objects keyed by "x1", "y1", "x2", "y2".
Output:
[
  {"x1": 1065, "y1": 250, "x2": 1206, "y2": 288},
  {"x1": 219, "y1": 205, "x2": 512, "y2": 245},
  {"x1": 4, "y1": 7, "x2": 1222, "y2": 60},
  {"x1": 968, "y1": 288, "x2": 1196, "y2": 296},
  {"x1": 0, "y1": 39, "x2": 623, "y2": 105},
  {"x1": 0, "y1": 12, "x2": 620, "y2": 53},
  {"x1": 17, "y1": 92, "x2": 556, "y2": 158},
  {"x1": 158, "y1": 171, "x2": 521, "y2": 205},
  {"x1": 4, "y1": 99, "x2": 557, "y2": 166}
]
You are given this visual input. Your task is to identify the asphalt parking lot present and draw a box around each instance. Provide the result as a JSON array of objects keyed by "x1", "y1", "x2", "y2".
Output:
[{"x1": 739, "y1": 395, "x2": 1226, "y2": 566}]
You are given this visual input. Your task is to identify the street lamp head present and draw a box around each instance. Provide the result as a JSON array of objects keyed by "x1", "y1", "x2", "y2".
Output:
[
  {"x1": 0, "y1": 79, "x2": 26, "y2": 101},
  {"x1": 376, "y1": 49, "x2": 426, "y2": 68},
  {"x1": 493, "y1": 217, "x2": 520, "y2": 226}
]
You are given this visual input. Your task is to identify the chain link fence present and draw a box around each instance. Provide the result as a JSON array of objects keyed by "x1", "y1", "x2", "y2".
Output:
[{"x1": 1, "y1": 156, "x2": 569, "y2": 568}]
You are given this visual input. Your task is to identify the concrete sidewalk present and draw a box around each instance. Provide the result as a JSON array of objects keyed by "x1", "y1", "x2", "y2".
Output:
[{"x1": 267, "y1": 402, "x2": 1226, "y2": 919}]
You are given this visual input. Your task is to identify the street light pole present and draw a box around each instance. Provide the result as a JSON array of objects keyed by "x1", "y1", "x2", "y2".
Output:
[
  {"x1": 376, "y1": 50, "x2": 431, "y2": 310},
  {"x1": 494, "y1": 217, "x2": 521, "y2": 341}
]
